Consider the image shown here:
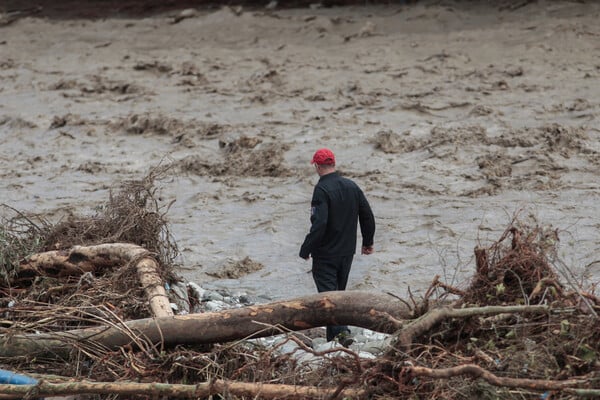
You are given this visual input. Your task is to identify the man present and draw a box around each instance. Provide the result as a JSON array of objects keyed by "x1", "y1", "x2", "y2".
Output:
[{"x1": 299, "y1": 148, "x2": 376, "y2": 346}]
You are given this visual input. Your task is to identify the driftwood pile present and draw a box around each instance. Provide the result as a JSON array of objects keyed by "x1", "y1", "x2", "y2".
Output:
[{"x1": 0, "y1": 173, "x2": 599, "y2": 399}]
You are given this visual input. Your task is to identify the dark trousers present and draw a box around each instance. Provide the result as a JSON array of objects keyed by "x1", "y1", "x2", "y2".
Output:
[{"x1": 312, "y1": 255, "x2": 353, "y2": 341}]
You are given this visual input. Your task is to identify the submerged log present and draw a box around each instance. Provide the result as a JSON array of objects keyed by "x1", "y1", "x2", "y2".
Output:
[
  {"x1": 0, "y1": 291, "x2": 411, "y2": 359},
  {"x1": 20, "y1": 243, "x2": 173, "y2": 318}
]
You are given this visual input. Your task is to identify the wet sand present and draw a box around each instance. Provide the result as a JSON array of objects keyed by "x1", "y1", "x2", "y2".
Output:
[{"x1": 1, "y1": 0, "x2": 599, "y2": 300}]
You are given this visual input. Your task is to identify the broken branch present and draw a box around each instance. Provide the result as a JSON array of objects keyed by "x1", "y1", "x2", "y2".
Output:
[
  {"x1": 407, "y1": 364, "x2": 591, "y2": 392},
  {"x1": 0, "y1": 379, "x2": 366, "y2": 399},
  {"x1": 396, "y1": 304, "x2": 549, "y2": 348}
]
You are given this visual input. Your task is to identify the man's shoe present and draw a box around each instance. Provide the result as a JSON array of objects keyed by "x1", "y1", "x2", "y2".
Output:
[{"x1": 335, "y1": 332, "x2": 354, "y2": 348}]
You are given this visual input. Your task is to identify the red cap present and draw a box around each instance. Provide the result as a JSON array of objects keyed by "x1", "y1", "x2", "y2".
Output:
[{"x1": 311, "y1": 148, "x2": 336, "y2": 165}]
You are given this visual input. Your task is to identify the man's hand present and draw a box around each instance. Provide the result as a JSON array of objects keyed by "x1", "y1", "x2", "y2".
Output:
[{"x1": 361, "y1": 246, "x2": 374, "y2": 255}]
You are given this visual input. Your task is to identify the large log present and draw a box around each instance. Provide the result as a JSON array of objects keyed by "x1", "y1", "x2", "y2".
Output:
[
  {"x1": 20, "y1": 243, "x2": 173, "y2": 318},
  {"x1": 0, "y1": 291, "x2": 411, "y2": 359}
]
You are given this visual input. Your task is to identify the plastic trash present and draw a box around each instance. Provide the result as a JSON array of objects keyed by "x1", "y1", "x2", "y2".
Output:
[{"x1": 0, "y1": 368, "x2": 38, "y2": 385}]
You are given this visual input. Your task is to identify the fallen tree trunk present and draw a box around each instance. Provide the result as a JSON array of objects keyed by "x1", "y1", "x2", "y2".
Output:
[
  {"x1": 0, "y1": 291, "x2": 411, "y2": 359},
  {"x1": 0, "y1": 379, "x2": 365, "y2": 399},
  {"x1": 20, "y1": 243, "x2": 173, "y2": 318}
]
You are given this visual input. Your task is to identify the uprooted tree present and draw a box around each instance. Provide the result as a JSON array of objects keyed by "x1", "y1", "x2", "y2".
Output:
[{"x1": 0, "y1": 172, "x2": 598, "y2": 399}]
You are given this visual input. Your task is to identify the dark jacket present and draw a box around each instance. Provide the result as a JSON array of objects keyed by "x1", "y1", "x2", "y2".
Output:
[{"x1": 299, "y1": 172, "x2": 375, "y2": 259}]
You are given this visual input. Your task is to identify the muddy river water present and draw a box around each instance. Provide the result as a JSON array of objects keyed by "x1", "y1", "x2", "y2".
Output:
[{"x1": 1, "y1": 0, "x2": 599, "y2": 300}]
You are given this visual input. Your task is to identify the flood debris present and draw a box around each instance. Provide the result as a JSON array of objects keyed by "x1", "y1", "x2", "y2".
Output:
[{"x1": 0, "y1": 177, "x2": 598, "y2": 399}]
